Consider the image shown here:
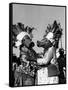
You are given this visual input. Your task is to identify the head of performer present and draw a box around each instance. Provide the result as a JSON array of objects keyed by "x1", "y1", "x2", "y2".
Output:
[
  {"x1": 15, "y1": 31, "x2": 35, "y2": 49},
  {"x1": 37, "y1": 32, "x2": 53, "y2": 50},
  {"x1": 12, "y1": 23, "x2": 35, "y2": 49},
  {"x1": 37, "y1": 20, "x2": 62, "y2": 50}
]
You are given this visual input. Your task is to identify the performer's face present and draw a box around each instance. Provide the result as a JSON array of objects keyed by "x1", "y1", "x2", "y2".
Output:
[
  {"x1": 23, "y1": 35, "x2": 35, "y2": 48},
  {"x1": 37, "y1": 38, "x2": 52, "y2": 48}
]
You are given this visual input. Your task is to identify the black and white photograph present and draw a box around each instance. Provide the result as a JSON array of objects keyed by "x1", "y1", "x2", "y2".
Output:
[{"x1": 9, "y1": 3, "x2": 66, "y2": 87}]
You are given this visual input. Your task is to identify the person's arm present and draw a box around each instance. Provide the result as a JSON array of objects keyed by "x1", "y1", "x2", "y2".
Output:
[{"x1": 37, "y1": 47, "x2": 53, "y2": 65}]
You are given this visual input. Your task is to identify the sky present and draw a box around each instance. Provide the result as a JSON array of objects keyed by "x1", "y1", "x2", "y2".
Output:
[{"x1": 12, "y1": 4, "x2": 65, "y2": 57}]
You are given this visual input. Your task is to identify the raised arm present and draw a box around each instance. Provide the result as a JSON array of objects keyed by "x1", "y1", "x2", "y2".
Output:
[{"x1": 37, "y1": 47, "x2": 54, "y2": 65}]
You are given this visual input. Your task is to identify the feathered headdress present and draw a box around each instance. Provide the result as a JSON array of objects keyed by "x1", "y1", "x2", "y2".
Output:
[
  {"x1": 52, "y1": 20, "x2": 63, "y2": 40},
  {"x1": 12, "y1": 22, "x2": 35, "y2": 47},
  {"x1": 43, "y1": 20, "x2": 63, "y2": 41}
]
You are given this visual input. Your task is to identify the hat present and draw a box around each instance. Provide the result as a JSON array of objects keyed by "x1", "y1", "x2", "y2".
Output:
[{"x1": 15, "y1": 31, "x2": 30, "y2": 47}]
